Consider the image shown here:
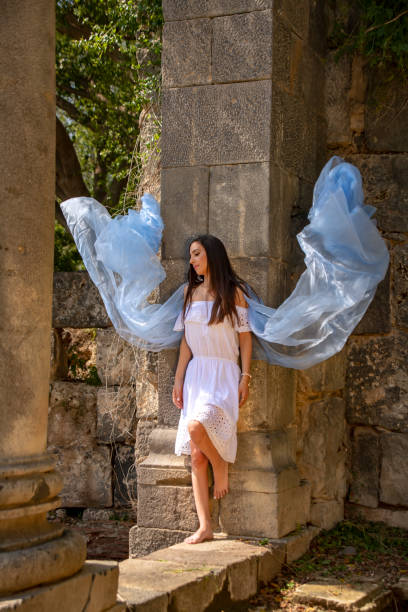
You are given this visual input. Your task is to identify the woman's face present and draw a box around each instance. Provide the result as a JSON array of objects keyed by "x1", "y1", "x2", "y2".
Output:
[{"x1": 189, "y1": 241, "x2": 208, "y2": 277}]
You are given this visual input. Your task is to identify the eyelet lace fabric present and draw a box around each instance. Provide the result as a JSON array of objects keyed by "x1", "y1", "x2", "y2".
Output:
[
  {"x1": 235, "y1": 307, "x2": 250, "y2": 332},
  {"x1": 175, "y1": 404, "x2": 237, "y2": 463}
]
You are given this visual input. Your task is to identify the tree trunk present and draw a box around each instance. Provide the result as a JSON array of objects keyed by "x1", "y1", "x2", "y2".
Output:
[
  {"x1": 108, "y1": 175, "x2": 128, "y2": 210},
  {"x1": 56, "y1": 116, "x2": 90, "y2": 202},
  {"x1": 93, "y1": 153, "x2": 107, "y2": 204}
]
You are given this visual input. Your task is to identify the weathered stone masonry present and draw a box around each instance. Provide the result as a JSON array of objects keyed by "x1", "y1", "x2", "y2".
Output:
[
  {"x1": 50, "y1": 272, "x2": 158, "y2": 517},
  {"x1": 133, "y1": 0, "x2": 335, "y2": 555},
  {"x1": 325, "y1": 49, "x2": 408, "y2": 529}
]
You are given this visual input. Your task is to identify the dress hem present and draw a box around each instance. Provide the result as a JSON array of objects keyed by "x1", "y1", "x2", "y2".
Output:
[{"x1": 175, "y1": 416, "x2": 237, "y2": 464}]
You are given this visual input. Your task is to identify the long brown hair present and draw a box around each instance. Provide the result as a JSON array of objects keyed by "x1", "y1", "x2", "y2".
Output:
[{"x1": 182, "y1": 234, "x2": 249, "y2": 326}]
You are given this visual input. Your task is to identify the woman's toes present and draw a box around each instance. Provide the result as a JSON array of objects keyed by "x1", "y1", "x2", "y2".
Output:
[
  {"x1": 214, "y1": 487, "x2": 228, "y2": 499},
  {"x1": 184, "y1": 529, "x2": 213, "y2": 544}
]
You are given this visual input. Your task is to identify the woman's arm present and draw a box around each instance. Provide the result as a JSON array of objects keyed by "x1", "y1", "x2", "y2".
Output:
[
  {"x1": 172, "y1": 334, "x2": 192, "y2": 410},
  {"x1": 173, "y1": 287, "x2": 192, "y2": 410},
  {"x1": 238, "y1": 331, "x2": 252, "y2": 407},
  {"x1": 235, "y1": 286, "x2": 252, "y2": 407},
  {"x1": 239, "y1": 331, "x2": 252, "y2": 373}
]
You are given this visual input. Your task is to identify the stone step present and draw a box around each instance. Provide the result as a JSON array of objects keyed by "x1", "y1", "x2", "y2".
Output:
[
  {"x1": 291, "y1": 577, "x2": 392, "y2": 611},
  {"x1": 118, "y1": 535, "x2": 285, "y2": 611}
]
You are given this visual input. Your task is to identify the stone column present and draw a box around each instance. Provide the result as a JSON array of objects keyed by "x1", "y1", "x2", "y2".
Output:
[
  {"x1": 0, "y1": 1, "x2": 87, "y2": 597},
  {"x1": 133, "y1": 0, "x2": 327, "y2": 554}
]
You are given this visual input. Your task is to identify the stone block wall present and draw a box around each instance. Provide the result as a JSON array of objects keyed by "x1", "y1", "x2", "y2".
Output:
[
  {"x1": 295, "y1": 351, "x2": 348, "y2": 531},
  {"x1": 132, "y1": 0, "x2": 332, "y2": 552},
  {"x1": 49, "y1": 271, "x2": 158, "y2": 518},
  {"x1": 325, "y1": 47, "x2": 408, "y2": 528}
]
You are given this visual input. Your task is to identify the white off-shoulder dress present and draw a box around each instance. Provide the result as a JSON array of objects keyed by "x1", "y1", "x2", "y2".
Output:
[{"x1": 173, "y1": 301, "x2": 251, "y2": 463}]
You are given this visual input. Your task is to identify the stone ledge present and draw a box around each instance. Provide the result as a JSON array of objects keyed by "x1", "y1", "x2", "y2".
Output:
[
  {"x1": 53, "y1": 271, "x2": 111, "y2": 328},
  {"x1": 119, "y1": 535, "x2": 288, "y2": 610},
  {"x1": 346, "y1": 502, "x2": 408, "y2": 531},
  {"x1": 123, "y1": 525, "x2": 325, "y2": 610},
  {"x1": 392, "y1": 576, "x2": 408, "y2": 602},
  {"x1": 278, "y1": 525, "x2": 321, "y2": 563},
  {"x1": 292, "y1": 577, "x2": 392, "y2": 611},
  {"x1": 0, "y1": 560, "x2": 125, "y2": 611}
]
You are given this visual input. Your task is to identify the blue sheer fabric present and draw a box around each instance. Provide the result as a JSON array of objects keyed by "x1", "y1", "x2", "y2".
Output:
[{"x1": 60, "y1": 156, "x2": 389, "y2": 369}]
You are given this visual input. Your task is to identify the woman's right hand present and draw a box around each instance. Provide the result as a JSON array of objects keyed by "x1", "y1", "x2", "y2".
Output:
[{"x1": 172, "y1": 377, "x2": 184, "y2": 410}]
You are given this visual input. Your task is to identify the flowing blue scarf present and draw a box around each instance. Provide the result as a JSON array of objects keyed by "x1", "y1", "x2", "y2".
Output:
[{"x1": 60, "y1": 156, "x2": 389, "y2": 369}]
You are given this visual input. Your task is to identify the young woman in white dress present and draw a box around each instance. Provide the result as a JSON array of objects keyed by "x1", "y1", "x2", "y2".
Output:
[{"x1": 172, "y1": 235, "x2": 252, "y2": 545}]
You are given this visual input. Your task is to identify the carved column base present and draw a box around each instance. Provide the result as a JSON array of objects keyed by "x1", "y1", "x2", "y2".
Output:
[
  {"x1": 0, "y1": 453, "x2": 86, "y2": 596},
  {"x1": 0, "y1": 560, "x2": 125, "y2": 611},
  {"x1": 0, "y1": 528, "x2": 86, "y2": 597}
]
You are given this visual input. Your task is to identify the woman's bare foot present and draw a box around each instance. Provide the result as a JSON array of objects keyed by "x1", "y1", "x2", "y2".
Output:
[
  {"x1": 184, "y1": 526, "x2": 214, "y2": 544},
  {"x1": 212, "y1": 457, "x2": 229, "y2": 499}
]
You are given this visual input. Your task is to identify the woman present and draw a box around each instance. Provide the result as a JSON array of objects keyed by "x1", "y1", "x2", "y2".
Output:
[{"x1": 171, "y1": 235, "x2": 252, "y2": 545}]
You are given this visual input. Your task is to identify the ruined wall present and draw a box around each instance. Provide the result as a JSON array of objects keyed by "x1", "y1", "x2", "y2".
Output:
[
  {"x1": 325, "y1": 50, "x2": 408, "y2": 528},
  {"x1": 50, "y1": 1, "x2": 349, "y2": 547},
  {"x1": 295, "y1": 351, "x2": 348, "y2": 531},
  {"x1": 49, "y1": 272, "x2": 158, "y2": 521},
  {"x1": 48, "y1": 1, "x2": 407, "y2": 546}
]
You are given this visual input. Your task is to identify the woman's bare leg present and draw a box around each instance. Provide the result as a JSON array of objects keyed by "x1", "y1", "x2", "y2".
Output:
[
  {"x1": 187, "y1": 420, "x2": 228, "y2": 499},
  {"x1": 184, "y1": 440, "x2": 214, "y2": 544}
]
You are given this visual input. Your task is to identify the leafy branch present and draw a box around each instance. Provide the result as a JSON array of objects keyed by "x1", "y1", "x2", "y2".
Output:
[
  {"x1": 55, "y1": 0, "x2": 163, "y2": 270},
  {"x1": 56, "y1": 0, "x2": 163, "y2": 209},
  {"x1": 329, "y1": 0, "x2": 408, "y2": 81}
]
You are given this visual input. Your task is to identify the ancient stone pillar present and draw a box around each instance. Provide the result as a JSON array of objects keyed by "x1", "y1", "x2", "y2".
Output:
[
  {"x1": 133, "y1": 0, "x2": 327, "y2": 554},
  {"x1": 0, "y1": 0, "x2": 88, "y2": 595},
  {"x1": 0, "y1": 4, "x2": 122, "y2": 605}
]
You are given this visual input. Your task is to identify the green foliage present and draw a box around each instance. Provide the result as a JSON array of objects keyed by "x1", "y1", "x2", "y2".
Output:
[
  {"x1": 109, "y1": 511, "x2": 130, "y2": 521},
  {"x1": 283, "y1": 580, "x2": 295, "y2": 590},
  {"x1": 67, "y1": 341, "x2": 102, "y2": 386},
  {"x1": 55, "y1": 0, "x2": 163, "y2": 270},
  {"x1": 330, "y1": 1, "x2": 408, "y2": 80},
  {"x1": 249, "y1": 518, "x2": 408, "y2": 608},
  {"x1": 292, "y1": 518, "x2": 408, "y2": 581},
  {"x1": 57, "y1": 0, "x2": 163, "y2": 205},
  {"x1": 84, "y1": 365, "x2": 102, "y2": 386},
  {"x1": 54, "y1": 220, "x2": 85, "y2": 271},
  {"x1": 314, "y1": 518, "x2": 408, "y2": 558}
]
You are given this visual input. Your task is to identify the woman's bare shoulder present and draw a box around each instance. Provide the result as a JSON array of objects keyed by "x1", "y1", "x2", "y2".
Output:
[{"x1": 234, "y1": 286, "x2": 248, "y2": 308}]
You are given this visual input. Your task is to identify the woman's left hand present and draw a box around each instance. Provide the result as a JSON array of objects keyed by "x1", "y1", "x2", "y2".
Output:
[{"x1": 238, "y1": 377, "x2": 249, "y2": 407}]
